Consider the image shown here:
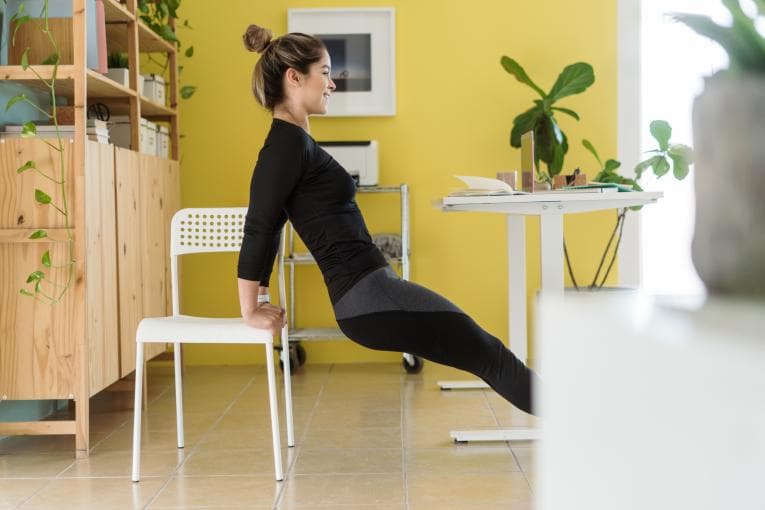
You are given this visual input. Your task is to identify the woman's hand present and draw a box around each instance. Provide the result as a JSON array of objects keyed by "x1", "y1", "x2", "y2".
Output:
[{"x1": 243, "y1": 303, "x2": 286, "y2": 334}]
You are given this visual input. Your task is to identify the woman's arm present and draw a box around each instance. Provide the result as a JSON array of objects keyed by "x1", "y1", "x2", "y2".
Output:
[{"x1": 238, "y1": 278, "x2": 285, "y2": 334}]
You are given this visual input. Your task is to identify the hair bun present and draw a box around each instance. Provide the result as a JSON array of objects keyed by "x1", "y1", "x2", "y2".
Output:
[{"x1": 243, "y1": 25, "x2": 272, "y2": 53}]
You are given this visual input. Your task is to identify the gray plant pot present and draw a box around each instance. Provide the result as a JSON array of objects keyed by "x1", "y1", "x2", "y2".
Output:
[{"x1": 691, "y1": 78, "x2": 765, "y2": 297}]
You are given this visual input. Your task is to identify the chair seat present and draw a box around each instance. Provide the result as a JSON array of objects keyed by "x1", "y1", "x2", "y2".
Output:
[{"x1": 136, "y1": 315, "x2": 273, "y2": 344}]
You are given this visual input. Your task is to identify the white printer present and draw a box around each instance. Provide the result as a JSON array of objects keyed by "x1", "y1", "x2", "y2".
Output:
[{"x1": 318, "y1": 140, "x2": 379, "y2": 186}]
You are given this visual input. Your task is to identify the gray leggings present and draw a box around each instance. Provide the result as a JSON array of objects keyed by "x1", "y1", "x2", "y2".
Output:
[{"x1": 333, "y1": 266, "x2": 538, "y2": 414}]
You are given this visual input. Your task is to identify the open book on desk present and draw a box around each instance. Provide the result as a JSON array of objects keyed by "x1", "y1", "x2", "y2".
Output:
[
  {"x1": 443, "y1": 175, "x2": 528, "y2": 206},
  {"x1": 447, "y1": 175, "x2": 528, "y2": 196}
]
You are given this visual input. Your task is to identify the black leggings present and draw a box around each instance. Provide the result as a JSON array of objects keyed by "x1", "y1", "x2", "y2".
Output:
[{"x1": 333, "y1": 267, "x2": 540, "y2": 415}]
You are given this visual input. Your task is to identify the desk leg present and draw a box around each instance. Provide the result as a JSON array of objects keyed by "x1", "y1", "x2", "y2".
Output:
[
  {"x1": 540, "y1": 214, "x2": 564, "y2": 294},
  {"x1": 508, "y1": 215, "x2": 528, "y2": 363}
]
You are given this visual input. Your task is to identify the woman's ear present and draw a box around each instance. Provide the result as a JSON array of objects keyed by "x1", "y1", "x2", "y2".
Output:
[{"x1": 284, "y1": 68, "x2": 302, "y2": 88}]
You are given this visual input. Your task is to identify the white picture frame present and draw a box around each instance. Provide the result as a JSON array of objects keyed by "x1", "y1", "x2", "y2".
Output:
[{"x1": 288, "y1": 7, "x2": 396, "y2": 117}]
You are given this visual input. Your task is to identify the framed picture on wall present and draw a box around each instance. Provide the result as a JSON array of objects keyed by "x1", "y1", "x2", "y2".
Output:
[{"x1": 288, "y1": 7, "x2": 396, "y2": 117}]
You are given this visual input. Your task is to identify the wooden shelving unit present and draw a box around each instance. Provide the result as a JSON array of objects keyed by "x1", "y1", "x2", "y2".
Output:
[
  {"x1": 0, "y1": 0, "x2": 182, "y2": 459},
  {"x1": 0, "y1": 0, "x2": 180, "y2": 158}
]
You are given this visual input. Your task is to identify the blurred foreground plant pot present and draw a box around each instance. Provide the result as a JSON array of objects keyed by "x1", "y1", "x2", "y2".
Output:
[{"x1": 692, "y1": 78, "x2": 765, "y2": 297}]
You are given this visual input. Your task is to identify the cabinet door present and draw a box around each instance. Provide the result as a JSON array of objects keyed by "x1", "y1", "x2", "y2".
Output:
[
  {"x1": 0, "y1": 139, "x2": 79, "y2": 399},
  {"x1": 115, "y1": 149, "x2": 179, "y2": 376},
  {"x1": 85, "y1": 141, "x2": 119, "y2": 395}
]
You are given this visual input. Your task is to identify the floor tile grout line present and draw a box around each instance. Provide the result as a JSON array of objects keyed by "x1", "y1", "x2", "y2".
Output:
[
  {"x1": 16, "y1": 477, "x2": 56, "y2": 509},
  {"x1": 142, "y1": 372, "x2": 260, "y2": 509}
]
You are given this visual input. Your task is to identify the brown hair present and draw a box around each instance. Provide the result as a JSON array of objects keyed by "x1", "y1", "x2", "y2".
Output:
[{"x1": 243, "y1": 25, "x2": 327, "y2": 111}]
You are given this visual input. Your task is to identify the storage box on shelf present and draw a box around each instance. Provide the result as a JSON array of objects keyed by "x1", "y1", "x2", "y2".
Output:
[{"x1": 0, "y1": 0, "x2": 181, "y2": 458}]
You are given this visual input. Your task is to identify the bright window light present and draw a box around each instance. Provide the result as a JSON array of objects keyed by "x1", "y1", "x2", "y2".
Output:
[{"x1": 639, "y1": 0, "x2": 731, "y2": 295}]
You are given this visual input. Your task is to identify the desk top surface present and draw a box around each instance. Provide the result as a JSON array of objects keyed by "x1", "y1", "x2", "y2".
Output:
[{"x1": 438, "y1": 191, "x2": 663, "y2": 215}]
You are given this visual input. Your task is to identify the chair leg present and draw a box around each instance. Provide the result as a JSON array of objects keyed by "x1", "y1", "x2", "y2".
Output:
[
  {"x1": 174, "y1": 342, "x2": 184, "y2": 449},
  {"x1": 265, "y1": 343, "x2": 284, "y2": 481},
  {"x1": 131, "y1": 342, "x2": 145, "y2": 482},
  {"x1": 281, "y1": 326, "x2": 295, "y2": 447}
]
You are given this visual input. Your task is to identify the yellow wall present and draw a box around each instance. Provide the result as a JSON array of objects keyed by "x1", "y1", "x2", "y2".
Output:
[{"x1": 175, "y1": 0, "x2": 619, "y2": 367}]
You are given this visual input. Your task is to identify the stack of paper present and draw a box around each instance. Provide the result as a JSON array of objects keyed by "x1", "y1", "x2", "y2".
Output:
[
  {"x1": 1, "y1": 120, "x2": 110, "y2": 144},
  {"x1": 447, "y1": 175, "x2": 527, "y2": 197}
]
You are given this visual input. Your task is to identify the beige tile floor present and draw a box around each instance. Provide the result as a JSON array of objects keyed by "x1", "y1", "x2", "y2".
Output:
[{"x1": 0, "y1": 362, "x2": 538, "y2": 509}]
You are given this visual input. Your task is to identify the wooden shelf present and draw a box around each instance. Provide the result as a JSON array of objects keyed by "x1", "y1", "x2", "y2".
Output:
[
  {"x1": 140, "y1": 96, "x2": 176, "y2": 117},
  {"x1": 0, "y1": 66, "x2": 135, "y2": 100},
  {"x1": 102, "y1": 0, "x2": 134, "y2": 23},
  {"x1": 106, "y1": 20, "x2": 176, "y2": 54}
]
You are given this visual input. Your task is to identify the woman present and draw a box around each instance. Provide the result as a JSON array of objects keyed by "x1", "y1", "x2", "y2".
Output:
[{"x1": 237, "y1": 25, "x2": 541, "y2": 415}]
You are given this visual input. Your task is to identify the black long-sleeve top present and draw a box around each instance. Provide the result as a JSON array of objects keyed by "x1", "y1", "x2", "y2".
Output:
[{"x1": 237, "y1": 118, "x2": 388, "y2": 304}]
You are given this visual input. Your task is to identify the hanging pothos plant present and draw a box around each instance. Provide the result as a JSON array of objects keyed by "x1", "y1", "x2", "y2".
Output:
[
  {"x1": 137, "y1": 0, "x2": 197, "y2": 100},
  {"x1": 6, "y1": 0, "x2": 74, "y2": 303}
]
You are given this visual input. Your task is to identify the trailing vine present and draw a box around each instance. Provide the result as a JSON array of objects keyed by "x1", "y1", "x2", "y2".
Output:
[
  {"x1": 138, "y1": 0, "x2": 196, "y2": 100},
  {"x1": 6, "y1": 0, "x2": 74, "y2": 304}
]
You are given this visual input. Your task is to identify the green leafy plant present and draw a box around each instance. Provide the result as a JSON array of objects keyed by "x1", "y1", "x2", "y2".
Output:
[
  {"x1": 567, "y1": 121, "x2": 695, "y2": 290},
  {"x1": 107, "y1": 52, "x2": 129, "y2": 69},
  {"x1": 6, "y1": 0, "x2": 74, "y2": 304},
  {"x1": 501, "y1": 57, "x2": 595, "y2": 180},
  {"x1": 673, "y1": 0, "x2": 765, "y2": 77},
  {"x1": 138, "y1": 0, "x2": 196, "y2": 100}
]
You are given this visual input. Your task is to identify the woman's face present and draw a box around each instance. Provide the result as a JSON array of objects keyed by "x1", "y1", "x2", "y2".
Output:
[{"x1": 300, "y1": 50, "x2": 336, "y2": 115}]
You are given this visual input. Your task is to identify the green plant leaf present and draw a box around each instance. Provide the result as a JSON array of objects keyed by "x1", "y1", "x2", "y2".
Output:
[
  {"x1": 19, "y1": 289, "x2": 35, "y2": 297},
  {"x1": 12, "y1": 15, "x2": 31, "y2": 45},
  {"x1": 159, "y1": 24, "x2": 179, "y2": 44},
  {"x1": 26, "y1": 270, "x2": 44, "y2": 283},
  {"x1": 500, "y1": 56, "x2": 546, "y2": 98},
  {"x1": 668, "y1": 143, "x2": 695, "y2": 165},
  {"x1": 17, "y1": 160, "x2": 36, "y2": 173},
  {"x1": 622, "y1": 177, "x2": 643, "y2": 192},
  {"x1": 551, "y1": 107, "x2": 580, "y2": 120},
  {"x1": 41, "y1": 52, "x2": 60, "y2": 65},
  {"x1": 510, "y1": 106, "x2": 543, "y2": 148},
  {"x1": 41, "y1": 250, "x2": 51, "y2": 267},
  {"x1": 547, "y1": 63, "x2": 595, "y2": 103},
  {"x1": 180, "y1": 85, "x2": 197, "y2": 99},
  {"x1": 21, "y1": 121, "x2": 37, "y2": 138},
  {"x1": 670, "y1": 154, "x2": 691, "y2": 180},
  {"x1": 6, "y1": 93, "x2": 26, "y2": 112},
  {"x1": 650, "y1": 120, "x2": 672, "y2": 151},
  {"x1": 21, "y1": 48, "x2": 30, "y2": 70},
  {"x1": 582, "y1": 139, "x2": 603, "y2": 167},
  {"x1": 652, "y1": 156, "x2": 671, "y2": 178},
  {"x1": 184, "y1": 45, "x2": 194, "y2": 58},
  {"x1": 756, "y1": 0, "x2": 765, "y2": 15},
  {"x1": 35, "y1": 188, "x2": 52, "y2": 205},
  {"x1": 29, "y1": 230, "x2": 48, "y2": 240},
  {"x1": 672, "y1": 13, "x2": 765, "y2": 73},
  {"x1": 604, "y1": 159, "x2": 621, "y2": 173},
  {"x1": 635, "y1": 156, "x2": 661, "y2": 180}
]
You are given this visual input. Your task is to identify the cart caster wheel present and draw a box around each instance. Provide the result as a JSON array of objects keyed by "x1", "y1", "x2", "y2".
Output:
[
  {"x1": 402, "y1": 355, "x2": 424, "y2": 374},
  {"x1": 295, "y1": 343, "x2": 307, "y2": 367},
  {"x1": 279, "y1": 343, "x2": 307, "y2": 372}
]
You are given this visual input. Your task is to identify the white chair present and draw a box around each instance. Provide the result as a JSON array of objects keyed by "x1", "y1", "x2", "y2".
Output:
[{"x1": 131, "y1": 207, "x2": 295, "y2": 483}]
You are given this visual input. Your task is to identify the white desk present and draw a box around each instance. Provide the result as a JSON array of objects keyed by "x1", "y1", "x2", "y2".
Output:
[{"x1": 437, "y1": 191, "x2": 662, "y2": 442}]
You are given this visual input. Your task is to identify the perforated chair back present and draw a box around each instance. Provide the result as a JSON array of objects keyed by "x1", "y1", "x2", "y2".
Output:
[
  {"x1": 169, "y1": 207, "x2": 248, "y2": 315},
  {"x1": 171, "y1": 207, "x2": 248, "y2": 256}
]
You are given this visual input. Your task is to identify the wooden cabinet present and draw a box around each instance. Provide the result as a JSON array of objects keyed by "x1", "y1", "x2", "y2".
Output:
[
  {"x1": 0, "y1": 0, "x2": 180, "y2": 457},
  {"x1": 0, "y1": 139, "x2": 179, "y2": 456}
]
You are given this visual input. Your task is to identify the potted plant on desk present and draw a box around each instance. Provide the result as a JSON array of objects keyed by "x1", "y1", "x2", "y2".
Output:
[{"x1": 674, "y1": 0, "x2": 765, "y2": 297}]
